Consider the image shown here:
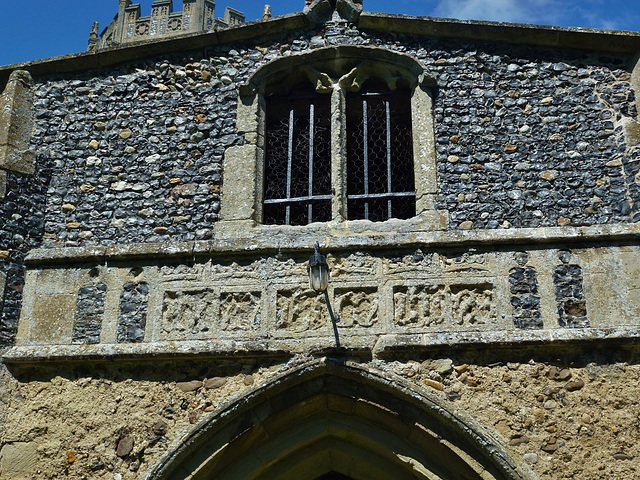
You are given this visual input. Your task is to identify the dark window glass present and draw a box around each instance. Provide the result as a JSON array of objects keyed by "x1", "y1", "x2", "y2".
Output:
[
  {"x1": 263, "y1": 91, "x2": 332, "y2": 225},
  {"x1": 346, "y1": 81, "x2": 415, "y2": 221}
]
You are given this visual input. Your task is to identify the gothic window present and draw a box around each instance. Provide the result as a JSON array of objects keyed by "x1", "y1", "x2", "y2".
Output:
[{"x1": 223, "y1": 46, "x2": 439, "y2": 230}]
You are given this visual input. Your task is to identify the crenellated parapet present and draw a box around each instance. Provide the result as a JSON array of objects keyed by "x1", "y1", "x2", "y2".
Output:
[{"x1": 88, "y1": 0, "x2": 245, "y2": 51}]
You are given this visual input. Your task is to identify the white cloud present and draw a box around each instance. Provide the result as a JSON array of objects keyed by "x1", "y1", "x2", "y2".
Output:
[{"x1": 434, "y1": 0, "x2": 560, "y2": 25}]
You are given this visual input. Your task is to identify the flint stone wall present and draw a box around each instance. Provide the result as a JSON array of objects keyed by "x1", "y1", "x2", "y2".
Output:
[{"x1": 29, "y1": 27, "x2": 640, "y2": 250}]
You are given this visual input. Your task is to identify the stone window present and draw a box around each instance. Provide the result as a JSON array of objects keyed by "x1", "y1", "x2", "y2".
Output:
[
  {"x1": 263, "y1": 87, "x2": 333, "y2": 225},
  {"x1": 223, "y1": 46, "x2": 444, "y2": 231}
]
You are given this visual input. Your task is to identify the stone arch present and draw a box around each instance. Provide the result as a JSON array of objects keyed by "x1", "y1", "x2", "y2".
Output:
[
  {"x1": 241, "y1": 45, "x2": 436, "y2": 96},
  {"x1": 144, "y1": 359, "x2": 535, "y2": 480}
]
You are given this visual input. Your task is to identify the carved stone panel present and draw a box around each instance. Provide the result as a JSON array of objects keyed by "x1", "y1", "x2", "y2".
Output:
[
  {"x1": 450, "y1": 285, "x2": 494, "y2": 326},
  {"x1": 218, "y1": 291, "x2": 262, "y2": 332},
  {"x1": 394, "y1": 285, "x2": 446, "y2": 328},
  {"x1": 161, "y1": 290, "x2": 217, "y2": 340},
  {"x1": 384, "y1": 251, "x2": 438, "y2": 276},
  {"x1": 276, "y1": 289, "x2": 326, "y2": 333},
  {"x1": 393, "y1": 284, "x2": 496, "y2": 330},
  {"x1": 334, "y1": 288, "x2": 379, "y2": 328},
  {"x1": 210, "y1": 258, "x2": 264, "y2": 282},
  {"x1": 160, "y1": 261, "x2": 208, "y2": 281},
  {"x1": 331, "y1": 253, "x2": 379, "y2": 278},
  {"x1": 441, "y1": 251, "x2": 492, "y2": 274}
]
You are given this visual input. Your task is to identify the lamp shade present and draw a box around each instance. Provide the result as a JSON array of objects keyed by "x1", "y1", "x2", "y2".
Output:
[{"x1": 308, "y1": 242, "x2": 330, "y2": 292}]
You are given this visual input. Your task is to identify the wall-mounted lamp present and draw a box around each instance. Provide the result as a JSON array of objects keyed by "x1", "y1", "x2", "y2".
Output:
[{"x1": 308, "y1": 241, "x2": 340, "y2": 346}]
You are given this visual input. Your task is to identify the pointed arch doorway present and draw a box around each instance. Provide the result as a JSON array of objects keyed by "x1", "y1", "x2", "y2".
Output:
[{"x1": 144, "y1": 359, "x2": 535, "y2": 480}]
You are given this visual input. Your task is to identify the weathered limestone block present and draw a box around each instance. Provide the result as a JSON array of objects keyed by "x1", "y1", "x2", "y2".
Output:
[
  {"x1": 220, "y1": 145, "x2": 260, "y2": 222},
  {"x1": 276, "y1": 289, "x2": 325, "y2": 333},
  {"x1": 29, "y1": 294, "x2": 76, "y2": 345},
  {"x1": 0, "y1": 442, "x2": 38, "y2": 476},
  {"x1": 0, "y1": 70, "x2": 35, "y2": 175}
]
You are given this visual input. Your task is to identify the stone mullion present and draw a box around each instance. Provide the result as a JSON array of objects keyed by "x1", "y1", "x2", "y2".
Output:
[{"x1": 331, "y1": 86, "x2": 347, "y2": 222}]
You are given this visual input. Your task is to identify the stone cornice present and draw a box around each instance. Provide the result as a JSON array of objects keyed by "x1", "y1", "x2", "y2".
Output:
[
  {"x1": 4, "y1": 326, "x2": 639, "y2": 364},
  {"x1": 24, "y1": 222, "x2": 640, "y2": 266}
]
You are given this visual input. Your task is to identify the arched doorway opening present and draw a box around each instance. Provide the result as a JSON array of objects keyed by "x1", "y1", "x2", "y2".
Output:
[{"x1": 144, "y1": 359, "x2": 535, "y2": 480}]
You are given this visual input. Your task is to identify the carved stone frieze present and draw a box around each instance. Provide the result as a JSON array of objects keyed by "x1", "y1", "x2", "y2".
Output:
[
  {"x1": 161, "y1": 289, "x2": 262, "y2": 339},
  {"x1": 218, "y1": 291, "x2": 262, "y2": 331},
  {"x1": 276, "y1": 289, "x2": 326, "y2": 333},
  {"x1": 441, "y1": 251, "x2": 492, "y2": 274},
  {"x1": 335, "y1": 288, "x2": 379, "y2": 328},
  {"x1": 393, "y1": 284, "x2": 495, "y2": 329},
  {"x1": 384, "y1": 251, "x2": 438, "y2": 276},
  {"x1": 160, "y1": 261, "x2": 208, "y2": 280},
  {"x1": 161, "y1": 290, "x2": 217, "y2": 339},
  {"x1": 394, "y1": 285, "x2": 446, "y2": 328},
  {"x1": 331, "y1": 252, "x2": 379, "y2": 278}
]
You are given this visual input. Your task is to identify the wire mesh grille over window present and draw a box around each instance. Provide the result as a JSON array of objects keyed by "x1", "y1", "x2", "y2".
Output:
[
  {"x1": 264, "y1": 94, "x2": 332, "y2": 225},
  {"x1": 347, "y1": 86, "x2": 415, "y2": 221}
]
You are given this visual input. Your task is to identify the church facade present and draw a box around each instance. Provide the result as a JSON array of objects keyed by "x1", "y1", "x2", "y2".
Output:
[{"x1": 1, "y1": 1, "x2": 640, "y2": 478}]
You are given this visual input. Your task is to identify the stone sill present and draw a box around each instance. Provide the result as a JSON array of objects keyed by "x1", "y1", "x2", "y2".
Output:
[
  {"x1": 25, "y1": 221, "x2": 640, "y2": 266},
  {"x1": 4, "y1": 327, "x2": 639, "y2": 364}
]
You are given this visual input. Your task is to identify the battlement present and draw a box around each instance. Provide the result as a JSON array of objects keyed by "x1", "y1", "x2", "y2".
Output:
[{"x1": 88, "y1": 0, "x2": 245, "y2": 51}]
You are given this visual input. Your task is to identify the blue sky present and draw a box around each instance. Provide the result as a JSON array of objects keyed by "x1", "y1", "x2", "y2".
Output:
[{"x1": 1, "y1": 0, "x2": 639, "y2": 67}]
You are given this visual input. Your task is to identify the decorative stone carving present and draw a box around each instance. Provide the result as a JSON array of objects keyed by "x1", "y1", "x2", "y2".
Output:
[
  {"x1": 451, "y1": 285, "x2": 494, "y2": 326},
  {"x1": 162, "y1": 290, "x2": 217, "y2": 338},
  {"x1": 160, "y1": 262, "x2": 207, "y2": 280},
  {"x1": 219, "y1": 291, "x2": 262, "y2": 331},
  {"x1": 88, "y1": 0, "x2": 244, "y2": 51},
  {"x1": 442, "y1": 251, "x2": 490, "y2": 273},
  {"x1": 276, "y1": 290, "x2": 326, "y2": 332},
  {"x1": 394, "y1": 284, "x2": 495, "y2": 328},
  {"x1": 331, "y1": 252, "x2": 378, "y2": 278},
  {"x1": 210, "y1": 259, "x2": 264, "y2": 280},
  {"x1": 271, "y1": 257, "x2": 308, "y2": 278},
  {"x1": 385, "y1": 251, "x2": 437, "y2": 276},
  {"x1": 394, "y1": 285, "x2": 446, "y2": 327},
  {"x1": 335, "y1": 288, "x2": 379, "y2": 328}
]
